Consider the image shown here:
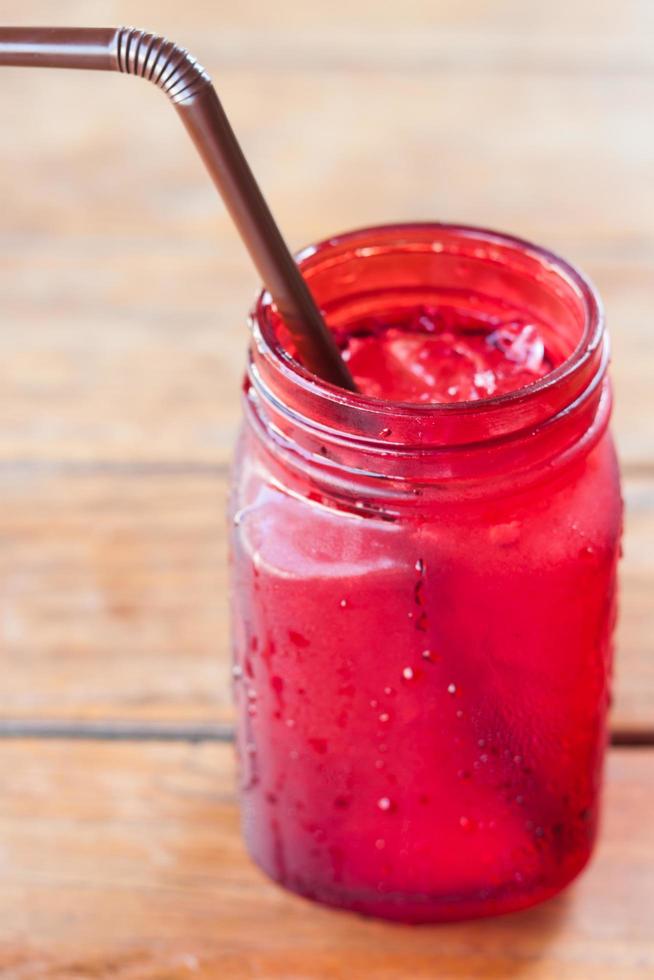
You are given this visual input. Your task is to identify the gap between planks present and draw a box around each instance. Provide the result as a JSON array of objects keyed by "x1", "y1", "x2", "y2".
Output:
[
  {"x1": 0, "y1": 720, "x2": 651, "y2": 747},
  {"x1": 0, "y1": 458, "x2": 649, "y2": 478}
]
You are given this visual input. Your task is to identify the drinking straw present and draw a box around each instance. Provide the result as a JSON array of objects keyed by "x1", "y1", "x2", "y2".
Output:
[{"x1": 0, "y1": 26, "x2": 357, "y2": 391}]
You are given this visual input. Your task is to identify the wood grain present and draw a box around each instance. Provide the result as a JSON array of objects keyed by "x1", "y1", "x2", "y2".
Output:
[
  {"x1": 0, "y1": 471, "x2": 230, "y2": 723},
  {"x1": 0, "y1": 740, "x2": 650, "y2": 979},
  {"x1": 0, "y1": 1, "x2": 651, "y2": 974}
]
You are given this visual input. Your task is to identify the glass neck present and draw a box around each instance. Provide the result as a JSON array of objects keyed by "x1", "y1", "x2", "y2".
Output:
[{"x1": 246, "y1": 223, "x2": 608, "y2": 504}]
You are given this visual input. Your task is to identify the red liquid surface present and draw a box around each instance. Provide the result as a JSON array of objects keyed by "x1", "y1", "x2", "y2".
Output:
[
  {"x1": 231, "y1": 297, "x2": 621, "y2": 922},
  {"x1": 340, "y1": 305, "x2": 558, "y2": 403}
]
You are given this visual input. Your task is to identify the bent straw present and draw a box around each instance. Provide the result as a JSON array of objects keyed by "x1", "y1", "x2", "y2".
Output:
[{"x1": 0, "y1": 26, "x2": 356, "y2": 391}]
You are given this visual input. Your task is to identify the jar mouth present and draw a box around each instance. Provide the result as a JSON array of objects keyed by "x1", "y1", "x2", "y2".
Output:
[{"x1": 250, "y1": 222, "x2": 606, "y2": 450}]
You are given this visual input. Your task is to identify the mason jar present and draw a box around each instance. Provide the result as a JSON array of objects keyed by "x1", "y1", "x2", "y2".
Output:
[{"x1": 229, "y1": 223, "x2": 622, "y2": 923}]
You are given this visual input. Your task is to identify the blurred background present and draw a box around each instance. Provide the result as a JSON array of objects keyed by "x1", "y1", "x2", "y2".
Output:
[
  {"x1": 0, "y1": 0, "x2": 651, "y2": 732},
  {"x1": 0, "y1": 2, "x2": 652, "y2": 973}
]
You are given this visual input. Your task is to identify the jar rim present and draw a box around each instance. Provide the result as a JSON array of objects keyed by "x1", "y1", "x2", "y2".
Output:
[
  {"x1": 253, "y1": 222, "x2": 603, "y2": 417},
  {"x1": 250, "y1": 222, "x2": 607, "y2": 453}
]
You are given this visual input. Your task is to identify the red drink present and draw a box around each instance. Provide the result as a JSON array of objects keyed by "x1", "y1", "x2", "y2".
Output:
[{"x1": 229, "y1": 224, "x2": 622, "y2": 922}]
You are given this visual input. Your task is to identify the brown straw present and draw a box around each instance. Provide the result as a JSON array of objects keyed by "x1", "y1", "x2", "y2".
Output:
[{"x1": 0, "y1": 26, "x2": 356, "y2": 391}]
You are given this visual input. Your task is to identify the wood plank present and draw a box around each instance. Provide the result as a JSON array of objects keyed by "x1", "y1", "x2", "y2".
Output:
[
  {"x1": 0, "y1": 469, "x2": 650, "y2": 733},
  {"x1": 0, "y1": 740, "x2": 650, "y2": 978},
  {"x1": 0, "y1": 44, "x2": 652, "y2": 466},
  {"x1": 0, "y1": 471, "x2": 231, "y2": 723}
]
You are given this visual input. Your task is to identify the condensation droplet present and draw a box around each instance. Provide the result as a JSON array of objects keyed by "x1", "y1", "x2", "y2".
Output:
[
  {"x1": 447, "y1": 683, "x2": 457, "y2": 695},
  {"x1": 402, "y1": 667, "x2": 414, "y2": 680},
  {"x1": 378, "y1": 712, "x2": 390, "y2": 723},
  {"x1": 339, "y1": 599, "x2": 348, "y2": 609},
  {"x1": 415, "y1": 612, "x2": 428, "y2": 631},
  {"x1": 232, "y1": 665, "x2": 243, "y2": 680},
  {"x1": 377, "y1": 797, "x2": 392, "y2": 812}
]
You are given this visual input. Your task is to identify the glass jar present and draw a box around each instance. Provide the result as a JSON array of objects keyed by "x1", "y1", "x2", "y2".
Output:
[{"x1": 229, "y1": 223, "x2": 622, "y2": 923}]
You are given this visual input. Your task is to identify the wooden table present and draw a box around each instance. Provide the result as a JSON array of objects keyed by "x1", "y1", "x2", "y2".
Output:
[{"x1": 0, "y1": 2, "x2": 652, "y2": 976}]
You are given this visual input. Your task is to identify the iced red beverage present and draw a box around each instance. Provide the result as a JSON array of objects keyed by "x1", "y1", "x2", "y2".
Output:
[{"x1": 229, "y1": 224, "x2": 622, "y2": 922}]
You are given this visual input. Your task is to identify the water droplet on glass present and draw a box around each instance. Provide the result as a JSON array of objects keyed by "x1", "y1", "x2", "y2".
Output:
[
  {"x1": 339, "y1": 599, "x2": 348, "y2": 609},
  {"x1": 377, "y1": 796, "x2": 392, "y2": 812},
  {"x1": 383, "y1": 686, "x2": 394, "y2": 696},
  {"x1": 379, "y1": 427, "x2": 392, "y2": 439},
  {"x1": 378, "y1": 712, "x2": 390, "y2": 723},
  {"x1": 402, "y1": 667, "x2": 414, "y2": 681},
  {"x1": 447, "y1": 683, "x2": 457, "y2": 695},
  {"x1": 455, "y1": 709, "x2": 464, "y2": 719},
  {"x1": 232, "y1": 665, "x2": 243, "y2": 680},
  {"x1": 415, "y1": 612, "x2": 428, "y2": 631},
  {"x1": 415, "y1": 558, "x2": 425, "y2": 574}
]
